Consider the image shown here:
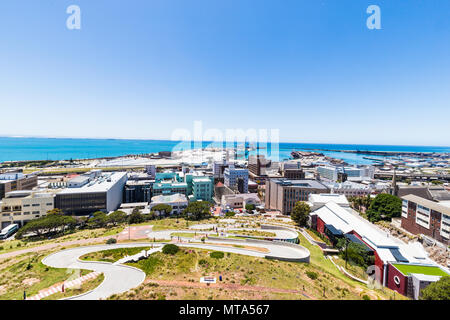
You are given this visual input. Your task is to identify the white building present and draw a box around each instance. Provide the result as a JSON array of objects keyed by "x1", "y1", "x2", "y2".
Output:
[
  {"x1": 317, "y1": 165, "x2": 375, "y2": 182},
  {"x1": 308, "y1": 193, "x2": 349, "y2": 211},
  {"x1": 149, "y1": 193, "x2": 188, "y2": 215},
  {"x1": 221, "y1": 193, "x2": 261, "y2": 210},
  {"x1": 55, "y1": 171, "x2": 128, "y2": 215},
  {"x1": 322, "y1": 181, "x2": 372, "y2": 196},
  {"x1": 0, "y1": 190, "x2": 55, "y2": 228}
]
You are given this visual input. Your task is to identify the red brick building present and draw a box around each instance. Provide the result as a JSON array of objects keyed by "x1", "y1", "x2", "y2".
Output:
[{"x1": 401, "y1": 194, "x2": 450, "y2": 245}]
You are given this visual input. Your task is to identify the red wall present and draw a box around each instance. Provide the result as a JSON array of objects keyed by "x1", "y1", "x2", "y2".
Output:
[
  {"x1": 317, "y1": 217, "x2": 326, "y2": 235},
  {"x1": 348, "y1": 230, "x2": 385, "y2": 283},
  {"x1": 386, "y1": 263, "x2": 408, "y2": 296}
]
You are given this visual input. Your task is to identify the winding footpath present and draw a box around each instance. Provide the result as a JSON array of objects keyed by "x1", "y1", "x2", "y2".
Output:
[{"x1": 41, "y1": 236, "x2": 310, "y2": 300}]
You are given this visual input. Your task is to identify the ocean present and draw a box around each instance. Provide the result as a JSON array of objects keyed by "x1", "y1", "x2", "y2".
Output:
[{"x1": 0, "y1": 137, "x2": 449, "y2": 165}]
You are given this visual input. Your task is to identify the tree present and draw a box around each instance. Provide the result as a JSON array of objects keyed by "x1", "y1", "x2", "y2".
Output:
[
  {"x1": 420, "y1": 276, "x2": 450, "y2": 300},
  {"x1": 88, "y1": 211, "x2": 108, "y2": 229},
  {"x1": 366, "y1": 194, "x2": 401, "y2": 222},
  {"x1": 15, "y1": 209, "x2": 76, "y2": 239},
  {"x1": 245, "y1": 204, "x2": 255, "y2": 212},
  {"x1": 128, "y1": 208, "x2": 144, "y2": 224},
  {"x1": 151, "y1": 204, "x2": 172, "y2": 217},
  {"x1": 183, "y1": 201, "x2": 212, "y2": 221},
  {"x1": 108, "y1": 210, "x2": 127, "y2": 226},
  {"x1": 291, "y1": 201, "x2": 310, "y2": 227}
]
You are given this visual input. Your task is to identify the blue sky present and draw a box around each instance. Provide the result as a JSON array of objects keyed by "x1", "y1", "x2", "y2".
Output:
[{"x1": 0, "y1": 0, "x2": 449, "y2": 146}]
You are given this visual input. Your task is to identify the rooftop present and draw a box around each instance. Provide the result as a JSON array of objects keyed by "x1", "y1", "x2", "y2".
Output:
[
  {"x1": 57, "y1": 172, "x2": 127, "y2": 194},
  {"x1": 392, "y1": 263, "x2": 449, "y2": 277},
  {"x1": 272, "y1": 179, "x2": 328, "y2": 189},
  {"x1": 151, "y1": 193, "x2": 188, "y2": 204},
  {"x1": 402, "y1": 194, "x2": 450, "y2": 216},
  {"x1": 311, "y1": 201, "x2": 432, "y2": 264}
]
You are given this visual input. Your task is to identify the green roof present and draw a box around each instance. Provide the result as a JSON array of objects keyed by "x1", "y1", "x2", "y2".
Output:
[{"x1": 392, "y1": 264, "x2": 449, "y2": 277}]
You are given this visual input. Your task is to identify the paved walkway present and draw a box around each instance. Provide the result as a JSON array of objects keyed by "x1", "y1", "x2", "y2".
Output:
[
  {"x1": 27, "y1": 271, "x2": 102, "y2": 300},
  {"x1": 41, "y1": 239, "x2": 310, "y2": 300}
]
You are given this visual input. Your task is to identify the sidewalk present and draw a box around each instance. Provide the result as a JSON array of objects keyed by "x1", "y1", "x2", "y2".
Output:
[{"x1": 27, "y1": 271, "x2": 102, "y2": 300}]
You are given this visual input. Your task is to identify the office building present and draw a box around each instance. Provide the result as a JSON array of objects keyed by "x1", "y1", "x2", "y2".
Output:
[
  {"x1": 212, "y1": 160, "x2": 232, "y2": 179},
  {"x1": 123, "y1": 180, "x2": 153, "y2": 203},
  {"x1": 55, "y1": 171, "x2": 127, "y2": 215},
  {"x1": 0, "y1": 190, "x2": 55, "y2": 228},
  {"x1": 0, "y1": 172, "x2": 38, "y2": 200},
  {"x1": 224, "y1": 166, "x2": 249, "y2": 193},
  {"x1": 192, "y1": 177, "x2": 214, "y2": 202},
  {"x1": 248, "y1": 155, "x2": 272, "y2": 176},
  {"x1": 265, "y1": 179, "x2": 329, "y2": 214}
]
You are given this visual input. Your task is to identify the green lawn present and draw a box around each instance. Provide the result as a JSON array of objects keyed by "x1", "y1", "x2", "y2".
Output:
[
  {"x1": 171, "y1": 232, "x2": 196, "y2": 238},
  {"x1": 392, "y1": 264, "x2": 449, "y2": 277}
]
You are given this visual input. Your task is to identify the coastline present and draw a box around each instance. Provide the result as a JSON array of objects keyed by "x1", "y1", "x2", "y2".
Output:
[{"x1": 0, "y1": 137, "x2": 449, "y2": 165}]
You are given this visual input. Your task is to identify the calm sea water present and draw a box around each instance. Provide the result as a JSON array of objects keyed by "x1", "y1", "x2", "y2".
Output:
[{"x1": 0, "y1": 137, "x2": 449, "y2": 165}]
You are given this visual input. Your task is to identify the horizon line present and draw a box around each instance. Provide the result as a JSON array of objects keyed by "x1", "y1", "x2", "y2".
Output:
[{"x1": 0, "y1": 135, "x2": 449, "y2": 149}]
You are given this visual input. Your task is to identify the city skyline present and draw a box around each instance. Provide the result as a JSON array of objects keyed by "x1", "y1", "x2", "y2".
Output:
[{"x1": 1, "y1": 1, "x2": 449, "y2": 145}]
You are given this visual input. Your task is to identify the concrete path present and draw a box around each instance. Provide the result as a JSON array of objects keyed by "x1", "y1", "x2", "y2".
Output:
[
  {"x1": 41, "y1": 243, "x2": 153, "y2": 300},
  {"x1": 41, "y1": 238, "x2": 310, "y2": 300}
]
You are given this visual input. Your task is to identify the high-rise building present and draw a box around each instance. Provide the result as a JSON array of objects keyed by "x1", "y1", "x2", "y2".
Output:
[
  {"x1": 248, "y1": 155, "x2": 272, "y2": 176},
  {"x1": 224, "y1": 167, "x2": 249, "y2": 193}
]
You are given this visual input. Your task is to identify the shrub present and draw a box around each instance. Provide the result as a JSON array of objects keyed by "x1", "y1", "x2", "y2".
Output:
[
  {"x1": 162, "y1": 244, "x2": 179, "y2": 255},
  {"x1": 362, "y1": 294, "x2": 371, "y2": 300},
  {"x1": 210, "y1": 251, "x2": 224, "y2": 259},
  {"x1": 106, "y1": 238, "x2": 117, "y2": 244},
  {"x1": 306, "y1": 271, "x2": 318, "y2": 280}
]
